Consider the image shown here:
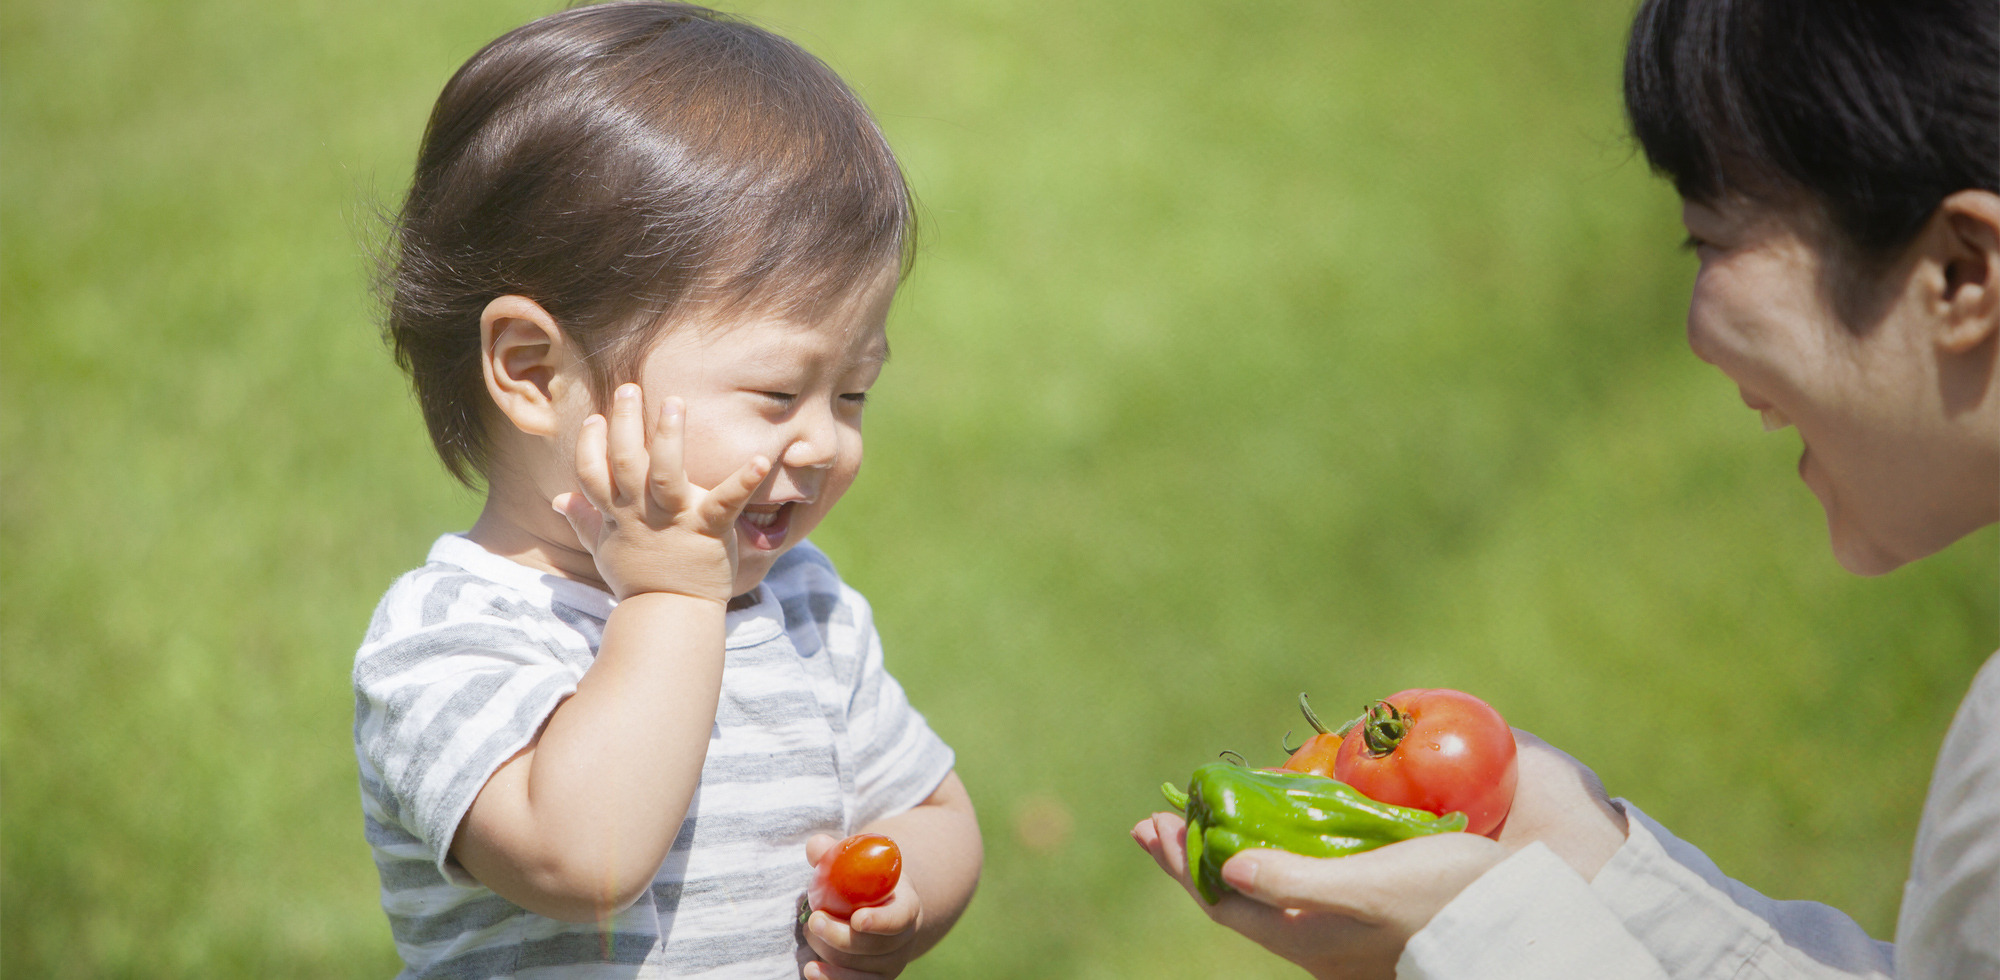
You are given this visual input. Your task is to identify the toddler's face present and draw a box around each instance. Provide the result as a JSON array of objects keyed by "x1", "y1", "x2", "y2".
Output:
[{"x1": 623, "y1": 268, "x2": 895, "y2": 596}]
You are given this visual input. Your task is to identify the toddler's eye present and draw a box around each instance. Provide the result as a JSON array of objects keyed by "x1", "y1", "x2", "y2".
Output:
[
  {"x1": 1680, "y1": 234, "x2": 1710, "y2": 253},
  {"x1": 840, "y1": 392, "x2": 869, "y2": 406},
  {"x1": 756, "y1": 391, "x2": 797, "y2": 405}
]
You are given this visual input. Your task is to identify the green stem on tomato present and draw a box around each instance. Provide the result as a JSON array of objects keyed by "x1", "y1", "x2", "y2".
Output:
[{"x1": 1359, "y1": 700, "x2": 1412, "y2": 757}]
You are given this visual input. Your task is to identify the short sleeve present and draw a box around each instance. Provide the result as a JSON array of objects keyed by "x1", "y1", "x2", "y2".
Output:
[
  {"x1": 838, "y1": 584, "x2": 955, "y2": 830},
  {"x1": 353, "y1": 573, "x2": 584, "y2": 885}
]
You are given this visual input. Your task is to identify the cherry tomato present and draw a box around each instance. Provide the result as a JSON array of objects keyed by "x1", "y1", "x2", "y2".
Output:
[
  {"x1": 807, "y1": 833, "x2": 902, "y2": 918},
  {"x1": 1280, "y1": 693, "x2": 1348, "y2": 777},
  {"x1": 1333, "y1": 688, "x2": 1517, "y2": 838},
  {"x1": 1281, "y1": 735, "x2": 1343, "y2": 777}
]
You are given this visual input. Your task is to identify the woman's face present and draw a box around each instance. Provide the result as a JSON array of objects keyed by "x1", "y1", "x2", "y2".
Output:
[{"x1": 1680, "y1": 199, "x2": 1987, "y2": 575}]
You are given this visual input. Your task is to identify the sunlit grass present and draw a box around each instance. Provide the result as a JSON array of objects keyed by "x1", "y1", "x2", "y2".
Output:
[{"x1": 4, "y1": 0, "x2": 1992, "y2": 976}]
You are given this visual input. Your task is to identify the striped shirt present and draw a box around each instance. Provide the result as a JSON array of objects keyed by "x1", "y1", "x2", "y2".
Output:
[{"x1": 353, "y1": 534, "x2": 955, "y2": 979}]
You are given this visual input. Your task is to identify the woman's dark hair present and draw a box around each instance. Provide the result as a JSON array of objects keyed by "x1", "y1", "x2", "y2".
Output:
[
  {"x1": 1624, "y1": 0, "x2": 1998, "y2": 260},
  {"x1": 380, "y1": 2, "x2": 914, "y2": 486}
]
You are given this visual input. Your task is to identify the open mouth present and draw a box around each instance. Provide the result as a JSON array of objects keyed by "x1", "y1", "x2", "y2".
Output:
[
  {"x1": 1737, "y1": 387, "x2": 1793, "y2": 432},
  {"x1": 738, "y1": 502, "x2": 794, "y2": 551}
]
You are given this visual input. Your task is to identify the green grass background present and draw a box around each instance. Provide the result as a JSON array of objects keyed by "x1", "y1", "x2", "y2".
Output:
[{"x1": 4, "y1": 0, "x2": 1994, "y2": 976}]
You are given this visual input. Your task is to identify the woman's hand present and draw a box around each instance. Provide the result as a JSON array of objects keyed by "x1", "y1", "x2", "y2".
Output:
[
  {"x1": 552, "y1": 383, "x2": 770, "y2": 603},
  {"x1": 1131, "y1": 730, "x2": 1628, "y2": 980},
  {"x1": 1134, "y1": 811, "x2": 1505, "y2": 980}
]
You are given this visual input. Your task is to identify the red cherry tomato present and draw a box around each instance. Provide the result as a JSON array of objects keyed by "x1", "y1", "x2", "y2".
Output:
[
  {"x1": 807, "y1": 833, "x2": 902, "y2": 918},
  {"x1": 1280, "y1": 693, "x2": 1350, "y2": 777},
  {"x1": 1333, "y1": 688, "x2": 1517, "y2": 838},
  {"x1": 1280, "y1": 733, "x2": 1343, "y2": 777}
]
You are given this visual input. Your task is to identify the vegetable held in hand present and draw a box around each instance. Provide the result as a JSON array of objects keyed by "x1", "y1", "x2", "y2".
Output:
[
  {"x1": 1161, "y1": 762, "x2": 1467, "y2": 904},
  {"x1": 1290, "y1": 688, "x2": 1518, "y2": 838},
  {"x1": 806, "y1": 833, "x2": 902, "y2": 919},
  {"x1": 1279, "y1": 693, "x2": 1345, "y2": 777}
]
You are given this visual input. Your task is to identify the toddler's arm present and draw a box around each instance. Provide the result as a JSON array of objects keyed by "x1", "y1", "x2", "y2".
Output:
[
  {"x1": 801, "y1": 771, "x2": 983, "y2": 980},
  {"x1": 450, "y1": 385, "x2": 770, "y2": 922}
]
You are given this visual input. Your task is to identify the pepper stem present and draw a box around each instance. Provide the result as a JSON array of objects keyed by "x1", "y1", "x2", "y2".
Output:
[
  {"x1": 1359, "y1": 700, "x2": 1412, "y2": 757},
  {"x1": 1160, "y1": 782, "x2": 1189, "y2": 812}
]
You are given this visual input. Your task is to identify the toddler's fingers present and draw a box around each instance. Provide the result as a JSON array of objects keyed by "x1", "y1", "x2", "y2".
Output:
[
  {"x1": 550, "y1": 493, "x2": 604, "y2": 547},
  {"x1": 694, "y1": 455, "x2": 772, "y2": 532},
  {"x1": 803, "y1": 960, "x2": 886, "y2": 980},
  {"x1": 572, "y1": 415, "x2": 614, "y2": 514},
  {"x1": 606, "y1": 384, "x2": 648, "y2": 509},
  {"x1": 847, "y1": 889, "x2": 917, "y2": 938},
  {"x1": 803, "y1": 911, "x2": 910, "y2": 965},
  {"x1": 805, "y1": 833, "x2": 839, "y2": 867},
  {"x1": 646, "y1": 396, "x2": 688, "y2": 515}
]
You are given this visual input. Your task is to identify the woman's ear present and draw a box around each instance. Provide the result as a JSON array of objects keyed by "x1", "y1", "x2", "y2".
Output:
[
  {"x1": 1931, "y1": 190, "x2": 2000, "y2": 356},
  {"x1": 480, "y1": 295, "x2": 574, "y2": 438}
]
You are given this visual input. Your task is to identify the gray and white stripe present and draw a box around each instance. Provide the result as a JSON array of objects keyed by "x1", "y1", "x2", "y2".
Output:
[{"x1": 354, "y1": 535, "x2": 954, "y2": 979}]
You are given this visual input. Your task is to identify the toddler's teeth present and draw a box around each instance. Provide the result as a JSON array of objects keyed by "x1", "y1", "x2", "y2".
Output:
[{"x1": 1759, "y1": 407, "x2": 1793, "y2": 432}]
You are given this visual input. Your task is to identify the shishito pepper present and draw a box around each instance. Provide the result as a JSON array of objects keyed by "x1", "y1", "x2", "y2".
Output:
[{"x1": 1160, "y1": 762, "x2": 1468, "y2": 903}]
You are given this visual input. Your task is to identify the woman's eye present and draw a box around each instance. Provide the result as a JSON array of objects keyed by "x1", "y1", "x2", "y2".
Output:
[
  {"x1": 756, "y1": 391, "x2": 797, "y2": 404},
  {"x1": 1680, "y1": 234, "x2": 1710, "y2": 253},
  {"x1": 840, "y1": 392, "x2": 869, "y2": 406}
]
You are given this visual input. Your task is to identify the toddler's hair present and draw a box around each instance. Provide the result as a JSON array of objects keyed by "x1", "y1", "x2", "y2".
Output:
[{"x1": 380, "y1": 1, "x2": 914, "y2": 486}]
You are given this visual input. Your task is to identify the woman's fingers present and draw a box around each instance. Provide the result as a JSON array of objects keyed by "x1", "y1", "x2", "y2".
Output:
[
  {"x1": 695, "y1": 455, "x2": 772, "y2": 532},
  {"x1": 606, "y1": 384, "x2": 648, "y2": 508},
  {"x1": 572, "y1": 415, "x2": 614, "y2": 515},
  {"x1": 1147, "y1": 812, "x2": 1192, "y2": 879},
  {"x1": 1220, "y1": 834, "x2": 1504, "y2": 921}
]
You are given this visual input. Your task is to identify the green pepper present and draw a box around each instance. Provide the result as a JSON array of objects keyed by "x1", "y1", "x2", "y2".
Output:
[{"x1": 1160, "y1": 762, "x2": 1468, "y2": 904}]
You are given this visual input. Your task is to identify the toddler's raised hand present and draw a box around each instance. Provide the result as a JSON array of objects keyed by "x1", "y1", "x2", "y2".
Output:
[{"x1": 553, "y1": 383, "x2": 770, "y2": 603}]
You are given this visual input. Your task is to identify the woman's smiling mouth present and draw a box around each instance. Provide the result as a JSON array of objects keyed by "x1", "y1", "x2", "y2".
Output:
[{"x1": 1738, "y1": 387, "x2": 1794, "y2": 432}]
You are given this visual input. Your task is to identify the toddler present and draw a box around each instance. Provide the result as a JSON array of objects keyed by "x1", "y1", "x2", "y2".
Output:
[{"x1": 352, "y1": 4, "x2": 982, "y2": 977}]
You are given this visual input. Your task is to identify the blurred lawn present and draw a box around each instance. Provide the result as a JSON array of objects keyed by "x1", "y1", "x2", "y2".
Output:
[{"x1": 3, "y1": 0, "x2": 1993, "y2": 976}]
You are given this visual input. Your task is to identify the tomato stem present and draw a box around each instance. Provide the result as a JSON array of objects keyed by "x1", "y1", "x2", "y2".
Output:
[
  {"x1": 1299, "y1": 692, "x2": 1331, "y2": 734},
  {"x1": 1359, "y1": 700, "x2": 1411, "y2": 757},
  {"x1": 1218, "y1": 750, "x2": 1249, "y2": 768},
  {"x1": 1302, "y1": 692, "x2": 1366, "y2": 740}
]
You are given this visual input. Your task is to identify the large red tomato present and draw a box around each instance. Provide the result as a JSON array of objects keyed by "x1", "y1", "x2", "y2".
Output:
[
  {"x1": 807, "y1": 833, "x2": 902, "y2": 919},
  {"x1": 1333, "y1": 689, "x2": 1517, "y2": 838}
]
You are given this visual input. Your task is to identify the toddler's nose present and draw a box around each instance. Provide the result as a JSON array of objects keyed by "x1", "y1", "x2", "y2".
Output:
[{"x1": 781, "y1": 436, "x2": 835, "y2": 470}]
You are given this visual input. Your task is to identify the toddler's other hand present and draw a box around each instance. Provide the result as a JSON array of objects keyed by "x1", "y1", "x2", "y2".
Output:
[
  {"x1": 801, "y1": 833, "x2": 922, "y2": 980},
  {"x1": 552, "y1": 383, "x2": 769, "y2": 602}
]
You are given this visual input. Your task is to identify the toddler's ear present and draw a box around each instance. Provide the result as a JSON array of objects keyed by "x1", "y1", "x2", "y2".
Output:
[{"x1": 480, "y1": 295, "x2": 573, "y2": 437}]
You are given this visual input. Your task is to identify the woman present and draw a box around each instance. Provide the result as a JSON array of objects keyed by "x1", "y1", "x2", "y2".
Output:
[{"x1": 1133, "y1": 1, "x2": 1999, "y2": 977}]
